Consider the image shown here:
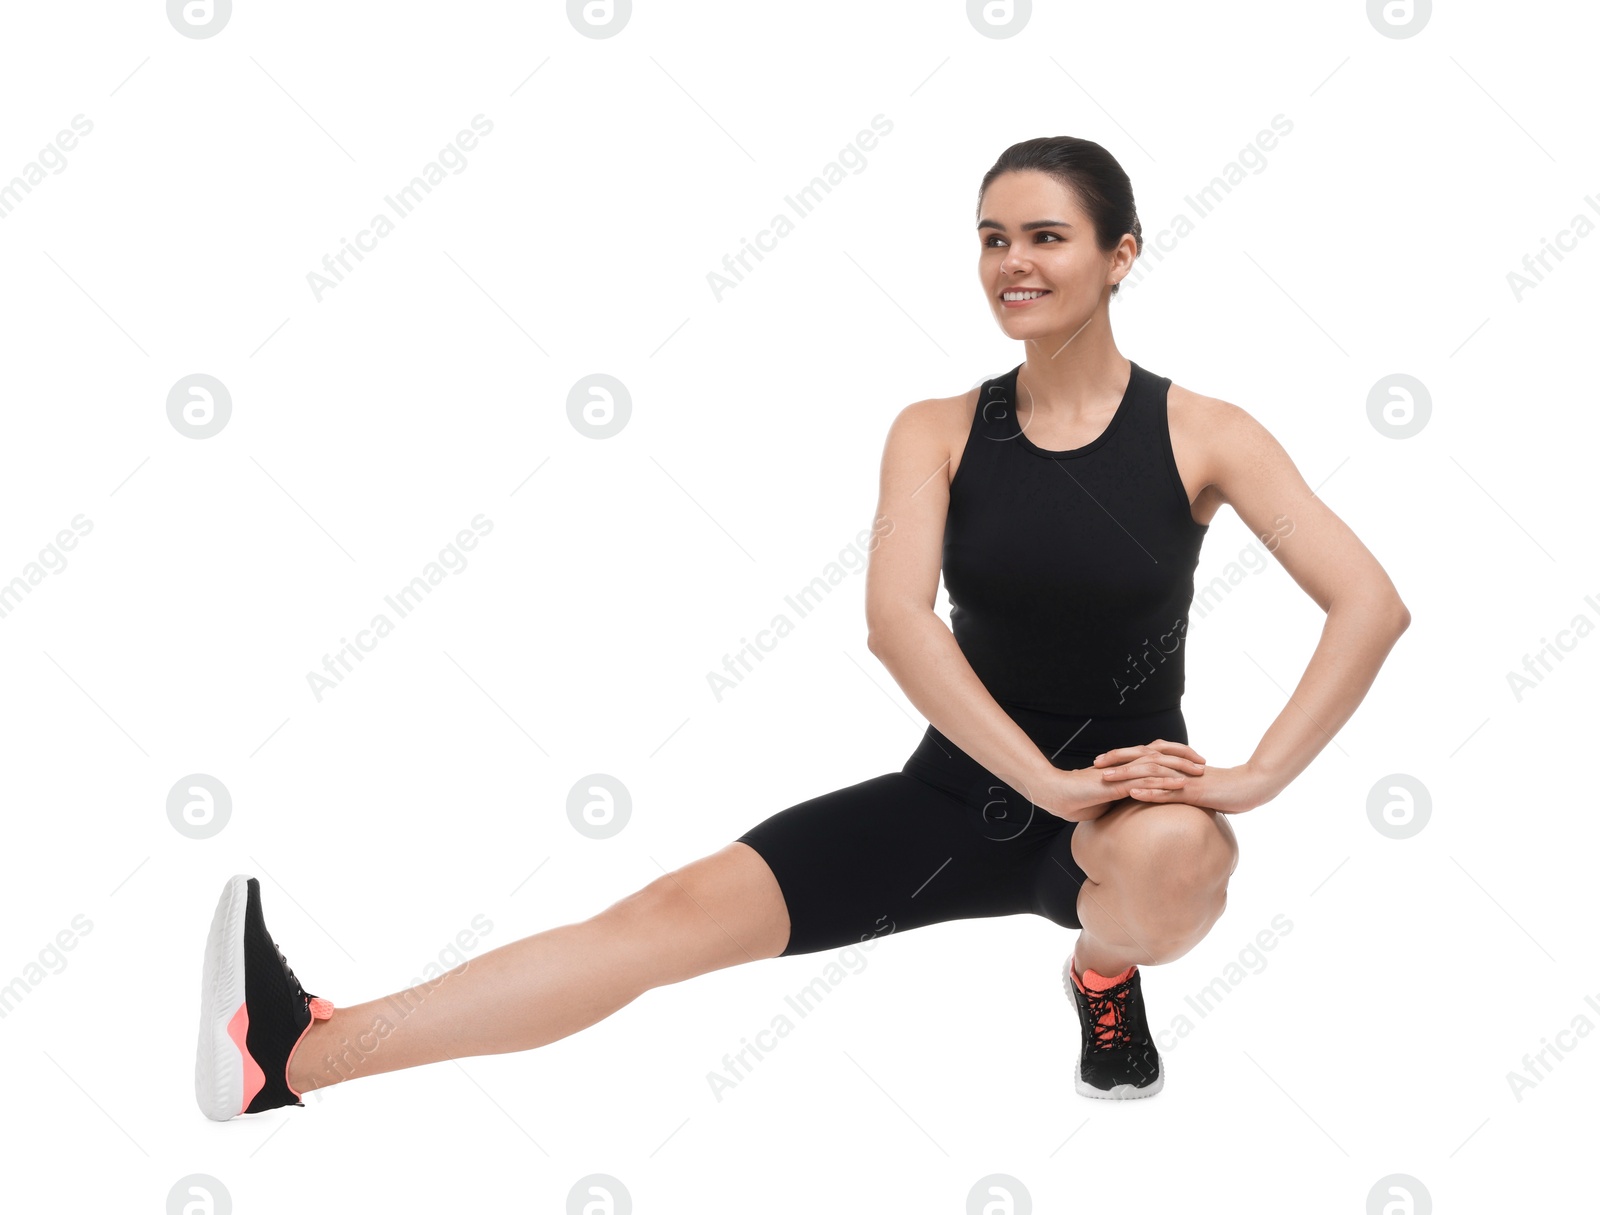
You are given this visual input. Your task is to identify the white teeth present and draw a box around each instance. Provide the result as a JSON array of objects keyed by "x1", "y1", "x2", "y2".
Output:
[{"x1": 1002, "y1": 290, "x2": 1046, "y2": 301}]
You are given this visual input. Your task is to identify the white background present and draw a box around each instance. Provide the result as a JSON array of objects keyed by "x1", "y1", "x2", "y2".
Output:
[{"x1": 1, "y1": 0, "x2": 1594, "y2": 1210}]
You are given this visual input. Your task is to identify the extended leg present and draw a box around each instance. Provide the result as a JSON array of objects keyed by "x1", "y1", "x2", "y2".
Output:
[
  {"x1": 1068, "y1": 800, "x2": 1238, "y2": 977},
  {"x1": 287, "y1": 841, "x2": 789, "y2": 1093}
]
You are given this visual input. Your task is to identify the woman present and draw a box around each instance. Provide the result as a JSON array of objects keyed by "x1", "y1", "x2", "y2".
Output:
[{"x1": 195, "y1": 136, "x2": 1409, "y2": 1119}]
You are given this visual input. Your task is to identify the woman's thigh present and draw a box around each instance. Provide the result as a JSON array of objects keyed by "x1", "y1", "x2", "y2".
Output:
[{"x1": 736, "y1": 771, "x2": 1084, "y2": 957}]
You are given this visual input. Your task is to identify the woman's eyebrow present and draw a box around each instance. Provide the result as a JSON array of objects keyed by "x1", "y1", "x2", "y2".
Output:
[{"x1": 976, "y1": 218, "x2": 1074, "y2": 232}]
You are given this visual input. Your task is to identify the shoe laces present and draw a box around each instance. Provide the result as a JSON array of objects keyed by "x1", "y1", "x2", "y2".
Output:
[
  {"x1": 274, "y1": 941, "x2": 307, "y2": 1000},
  {"x1": 1082, "y1": 980, "x2": 1135, "y2": 1050},
  {"x1": 274, "y1": 938, "x2": 333, "y2": 1021}
]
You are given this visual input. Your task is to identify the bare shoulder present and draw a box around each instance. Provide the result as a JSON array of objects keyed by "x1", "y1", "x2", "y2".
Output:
[
  {"x1": 882, "y1": 384, "x2": 981, "y2": 488},
  {"x1": 1165, "y1": 380, "x2": 1282, "y2": 521}
]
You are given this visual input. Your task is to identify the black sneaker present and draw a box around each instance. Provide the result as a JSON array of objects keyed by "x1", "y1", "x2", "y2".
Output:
[
  {"x1": 195, "y1": 874, "x2": 334, "y2": 1121},
  {"x1": 1062, "y1": 957, "x2": 1163, "y2": 1098}
]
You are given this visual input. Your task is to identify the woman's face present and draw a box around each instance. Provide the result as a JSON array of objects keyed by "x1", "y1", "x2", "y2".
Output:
[{"x1": 977, "y1": 170, "x2": 1127, "y2": 343}]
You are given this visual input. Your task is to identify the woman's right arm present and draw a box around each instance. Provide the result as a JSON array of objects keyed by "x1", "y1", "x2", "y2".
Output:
[{"x1": 862, "y1": 394, "x2": 1193, "y2": 821}]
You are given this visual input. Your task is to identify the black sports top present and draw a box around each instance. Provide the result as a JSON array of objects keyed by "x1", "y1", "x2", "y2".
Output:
[{"x1": 942, "y1": 360, "x2": 1209, "y2": 717}]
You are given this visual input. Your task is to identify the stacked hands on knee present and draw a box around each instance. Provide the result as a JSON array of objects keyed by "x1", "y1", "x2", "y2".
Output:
[{"x1": 1026, "y1": 739, "x2": 1278, "y2": 822}]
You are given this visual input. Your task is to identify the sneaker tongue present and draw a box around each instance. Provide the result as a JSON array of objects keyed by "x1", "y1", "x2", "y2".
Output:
[
  {"x1": 307, "y1": 996, "x2": 334, "y2": 1021},
  {"x1": 1080, "y1": 962, "x2": 1135, "y2": 992}
]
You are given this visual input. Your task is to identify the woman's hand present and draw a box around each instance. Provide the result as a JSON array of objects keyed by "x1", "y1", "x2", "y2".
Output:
[
  {"x1": 1095, "y1": 744, "x2": 1278, "y2": 814},
  {"x1": 1024, "y1": 739, "x2": 1207, "y2": 822}
]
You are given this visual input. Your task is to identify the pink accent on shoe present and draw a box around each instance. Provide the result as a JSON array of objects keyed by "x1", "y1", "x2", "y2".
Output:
[
  {"x1": 1080, "y1": 962, "x2": 1135, "y2": 992},
  {"x1": 285, "y1": 996, "x2": 335, "y2": 1100},
  {"x1": 227, "y1": 1001, "x2": 265, "y2": 1114}
]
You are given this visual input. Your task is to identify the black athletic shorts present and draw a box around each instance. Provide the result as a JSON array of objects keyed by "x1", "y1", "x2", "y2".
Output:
[{"x1": 735, "y1": 703, "x2": 1188, "y2": 957}]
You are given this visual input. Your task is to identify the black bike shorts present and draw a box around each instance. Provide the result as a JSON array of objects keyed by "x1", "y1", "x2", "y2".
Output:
[{"x1": 735, "y1": 702, "x2": 1188, "y2": 956}]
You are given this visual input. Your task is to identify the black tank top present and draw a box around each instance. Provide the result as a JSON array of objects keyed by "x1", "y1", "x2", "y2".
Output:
[{"x1": 942, "y1": 360, "x2": 1209, "y2": 717}]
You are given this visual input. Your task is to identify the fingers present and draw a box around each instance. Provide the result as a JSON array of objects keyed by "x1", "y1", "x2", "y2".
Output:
[
  {"x1": 1092, "y1": 746, "x2": 1134, "y2": 766},
  {"x1": 1098, "y1": 770, "x2": 1186, "y2": 789},
  {"x1": 1157, "y1": 739, "x2": 1207, "y2": 764},
  {"x1": 1094, "y1": 739, "x2": 1206, "y2": 766},
  {"x1": 1097, "y1": 754, "x2": 1207, "y2": 803},
  {"x1": 1096, "y1": 755, "x2": 1203, "y2": 781}
]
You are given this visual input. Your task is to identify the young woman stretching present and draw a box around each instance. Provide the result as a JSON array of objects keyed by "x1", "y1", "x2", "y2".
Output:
[{"x1": 195, "y1": 135, "x2": 1410, "y2": 1118}]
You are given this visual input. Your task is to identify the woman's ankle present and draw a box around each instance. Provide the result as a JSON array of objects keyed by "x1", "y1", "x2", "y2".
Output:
[{"x1": 287, "y1": 1015, "x2": 342, "y2": 1094}]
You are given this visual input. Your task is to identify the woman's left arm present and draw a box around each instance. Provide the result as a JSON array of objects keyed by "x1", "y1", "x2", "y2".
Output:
[{"x1": 1106, "y1": 393, "x2": 1411, "y2": 813}]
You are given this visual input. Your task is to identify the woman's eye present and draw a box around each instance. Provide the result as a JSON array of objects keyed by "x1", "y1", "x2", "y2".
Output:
[{"x1": 983, "y1": 232, "x2": 1062, "y2": 247}]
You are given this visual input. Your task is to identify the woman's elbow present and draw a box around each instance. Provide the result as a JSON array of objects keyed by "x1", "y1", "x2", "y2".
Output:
[
  {"x1": 866, "y1": 618, "x2": 893, "y2": 655},
  {"x1": 1376, "y1": 592, "x2": 1411, "y2": 637},
  {"x1": 1331, "y1": 586, "x2": 1410, "y2": 636}
]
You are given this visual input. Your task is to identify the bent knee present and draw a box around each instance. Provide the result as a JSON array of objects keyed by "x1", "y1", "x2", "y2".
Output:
[
  {"x1": 1083, "y1": 801, "x2": 1237, "y2": 890},
  {"x1": 1145, "y1": 804, "x2": 1237, "y2": 886}
]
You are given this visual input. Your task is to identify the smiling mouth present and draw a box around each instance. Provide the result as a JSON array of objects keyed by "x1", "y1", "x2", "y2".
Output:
[{"x1": 1000, "y1": 289, "x2": 1050, "y2": 304}]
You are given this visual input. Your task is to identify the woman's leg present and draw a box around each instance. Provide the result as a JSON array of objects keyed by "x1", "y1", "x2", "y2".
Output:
[
  {"x1": 287, "y1": 840, "x2": 789, "y2": 1094},
  {"x1": 1068, "y1": 799, "x2": 1239, "y2": 977}
]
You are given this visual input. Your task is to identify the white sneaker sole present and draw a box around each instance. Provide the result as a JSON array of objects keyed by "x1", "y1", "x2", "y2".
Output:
[
  {"x1": 195, "y1": 874, "x2": 252, "y2": 1121},
  {"x1": 1061, "y1": 957, "x2": 1164, "y2": 1099}
]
